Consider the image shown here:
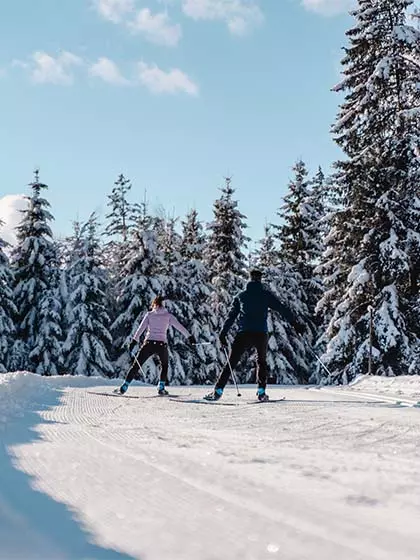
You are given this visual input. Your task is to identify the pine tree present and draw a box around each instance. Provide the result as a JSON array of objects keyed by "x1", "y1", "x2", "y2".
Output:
[
  {"x1": 151, "y1": 214, "x2": 190, "y2": 385},
  {"x1": 205, "y1": 178, "x2": 249, "y2": 335},
  {"x1": 103, "y1": 174, "x2": 140, "y2": 274},
  {"x1": 11, "y1": 171, "x2": 62, "y2": 373},
  {"x1": 112, "y1": 203, "x2": 165, "y2": 379},
  {"x1": 319, "y1": 0, "x2": 420, "y2": 382},
  {"x1": 105, "y1": 174, "x2": 137, "y2": 244},
  {"x1": 30, "y1": 261, "x2": 64, "y2": 376},
  {"x1": 103, "y1": 175, "x2": 140, "y2": 337},
  {"x1": 0, "y1": 226, "x2": 16, "y2": 372},
  {"x1": 157, "y1": 215, "x2": 183, "y2": 300},
  {"x1": 257, "y1": 225, "x2": 313, "y2": 383},
  {"x1": 64, "y1": 214, "x2": 114, "y2": 377},
  {"x1": 179, "y1": 209, "x2": 218, "y2": 383},
  {"x1": 275, "y1": 160, "x2": 323, "y2": 284},
  {"x1": 311, "y1": 167, "x2": 329, "y2": 239}
]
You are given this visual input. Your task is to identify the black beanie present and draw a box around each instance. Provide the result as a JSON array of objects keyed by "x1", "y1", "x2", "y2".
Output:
[{"x1": 249, "y1": 269, "x2": 263, "y2": 281}]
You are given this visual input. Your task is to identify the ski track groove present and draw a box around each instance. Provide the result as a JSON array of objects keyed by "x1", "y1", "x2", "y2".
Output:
[
  {"x1": 83, "y1": 428, "x2": 387, "y2": 560},
  {"x1": 6, "y1": 385, "x2": 420, "y2": 560}
]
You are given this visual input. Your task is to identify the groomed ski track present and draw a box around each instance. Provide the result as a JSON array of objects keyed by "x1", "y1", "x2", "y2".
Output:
[{"x1": 1, "y1": 374, "x2": 419, "y2": 560}]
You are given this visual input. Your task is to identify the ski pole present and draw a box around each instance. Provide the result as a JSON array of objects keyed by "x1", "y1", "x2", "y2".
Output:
[
  {"x1": 308, "y1": 347, "x2": 333, "y2": 380},
  {"x1": 132, "y1": 353, "x2": 147, "y2": 378},
  {"x1": 126, "y1": 343, "x2": 147, "y2": 381},
  {"x1": 222, "y1": 346, "x2": 242, "y2": 397}
]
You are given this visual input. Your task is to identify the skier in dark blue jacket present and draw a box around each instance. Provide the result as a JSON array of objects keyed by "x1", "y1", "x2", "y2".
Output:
[{"x1": 204, "y1": 269, "x2": 304, "y2": 402}]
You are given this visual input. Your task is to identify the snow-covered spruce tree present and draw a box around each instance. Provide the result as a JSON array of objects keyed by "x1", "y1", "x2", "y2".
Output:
[
  {"x1": 205, "y1": 177, "x2": 249, "y2": 376},
  {"x1": 103, "y1": 175, "x2": 141, "y2": 336},
  {"x1": 103, "y1": 174, "x2": 140, "y2": 273},
  {"x1": 274, "y1": 160, "x2": 324, "y2": 316},
  {"x1": 319, "y1": 0, "x2": 420, "y2": 382},
  {"x1": 312, "y1": 168, "x2": 341, "y2": 336},
  {"x1": 11, "y1": 171, "x2": 63, "y2": 373},
  {"x1": 112, "y1": 203, "x2": 166, "y2": 380},
  {"x1": 205, "y1": 178, "x2": 248, "y2": 326},
  {"x1": 179, "y1": 209, "x2": 218, "y2": 384},
  {"x1": 29, "y1": 256, "x2": 64, "y2": 376},
  {"x1": 257, "y1": 225, "x2": 313, "y2": 383},
  {"x1": 64, "y1": 214, "x2": 114, "y2": 377},
  {"x1": 153, "y1": 215, "x2": 192, "y2": 385},
  {"x1": 0, "y1": 226, "x2": 17, "y2": 372},
  {"x1": 310, "y1": 166, "x2": 329, "y2": 240},
  {"x1": 56, "y1": 222, "x2": 83, "y2": 349},
  {"x1": 105, "y1": 174, "x2": 137, "y2": 244}
]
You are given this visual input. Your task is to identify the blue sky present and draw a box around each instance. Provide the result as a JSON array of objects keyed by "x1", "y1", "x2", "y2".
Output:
[{"x1": 0, "y1": 0, "x2": 354, "y2": 243}]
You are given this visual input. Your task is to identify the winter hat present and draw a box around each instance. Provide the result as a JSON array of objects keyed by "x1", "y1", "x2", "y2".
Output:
[{"x1": 249, "y1": 269, "x2": 263, "y2": 281}]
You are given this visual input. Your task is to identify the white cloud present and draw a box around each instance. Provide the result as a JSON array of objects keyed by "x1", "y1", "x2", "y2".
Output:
[
  {"x1": 29, "y1": 51, "x2": 83, "y2": 85},
  {"x1": 182, "y1": 0, "x2": 264, "y2": 35},
  {"x1": 129, "y1": 8, "x2": 182, "y2": 46},
  {"x1": 94, "y1": 0, "x2": 182, "y2": 47},
  {"x1": 301, "y1": 0, "x2": 354, "y2": 16},
  {"x1": 137, "y1": 61, "x2": 198, "y2": 95},
  {"x1": 90, "y1": 57, "x2": 129, "y2": 84},
  {"x1": 94, "y1": 0, "x2": 135, "y2": 22},
  {"x1": 0, "y1": 195, "x2": 28, "y2": 247},
  {"x1": 11, "y1": 59, "x2": 29, "y2": 70}
]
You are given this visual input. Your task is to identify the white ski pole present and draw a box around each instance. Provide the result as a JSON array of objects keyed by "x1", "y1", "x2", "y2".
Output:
[
  {"x1": 127, "y1": 343, "x2": 147, "y2": 381},
  {"x1": 222, "y1": 346, "x2": 242, "y2": 397},
  {"x1": 308, "y1": 347, "x2": 333, "y2": 381}
]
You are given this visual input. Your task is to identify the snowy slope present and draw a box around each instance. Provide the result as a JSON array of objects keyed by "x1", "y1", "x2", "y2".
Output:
[{"x1": 1, "y1": 374, "x2": 420, "y2": 560}]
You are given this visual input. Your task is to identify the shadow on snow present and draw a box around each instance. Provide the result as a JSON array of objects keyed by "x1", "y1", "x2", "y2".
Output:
[{"x1": 0, "y1": 382, "x2": 137, "y2": 560}]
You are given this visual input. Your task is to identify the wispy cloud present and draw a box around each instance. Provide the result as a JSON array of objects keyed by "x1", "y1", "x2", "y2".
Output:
[
  {"x1": 93, "y1": 0, "x2": 135, "y2": 23},
  {"x1": 0, "y1": 195, "x2": 28, "y2": 247},
  {"x1": 16, "y1": 51, "x2": 84, "y2": 85},
  {"x1": 90, "y1": 57, "x2": 129, "y2": 84},
  {"x1": 129, "y1": 8, "x2": 182, "y2": 46},
  {"x1": 10, "y1": 50, "x2": 200, "y2": 95},
  {"x1": 137, "y1": 61, "x2": 199, "y2": 95},
  {"x1": 301, "y1": 0, "x2": 354, "y2": 16},
  {"x1": 94, "y1": 0, "x2": 181, "y2": 47},
  {"x1": 182, "y1": 0, "x2": 264, "y2": 35}
]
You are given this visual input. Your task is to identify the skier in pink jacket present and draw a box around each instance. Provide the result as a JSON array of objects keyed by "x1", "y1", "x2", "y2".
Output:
[{"x1": 117, "y1": 296, "x2": 195, "y2": 395}]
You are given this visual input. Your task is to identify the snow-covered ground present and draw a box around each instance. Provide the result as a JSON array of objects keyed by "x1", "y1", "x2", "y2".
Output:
[{"x1": 1, "y1": 373, "x2": 419, "y2": 560}]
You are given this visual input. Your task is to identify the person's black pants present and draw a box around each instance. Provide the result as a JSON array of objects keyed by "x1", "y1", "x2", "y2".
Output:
[
  {"x1": 215, "y1": 331, "x2": 268, "y2": 390},
  {"x1": 126, "y1": 341, "x2": 169, "y2": 383}
]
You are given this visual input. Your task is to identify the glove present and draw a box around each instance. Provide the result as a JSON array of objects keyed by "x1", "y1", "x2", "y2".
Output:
[
  {"x1": 129, "y1": 340, "x2": 137, "y2": 354},
  {"x1": 188, "y1": 335, "x2": 196, "y2": 345},
  {"x1": 219, "y1": 333, "x2": 227, "y2": 346},
  {"x1": 293, "y1": 322, "x2": 305, "y2": 335}
]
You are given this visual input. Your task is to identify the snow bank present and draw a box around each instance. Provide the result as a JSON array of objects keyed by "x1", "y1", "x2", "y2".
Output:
[
  {"x1": 349, "y1": 374, "x2": 420, "y2": 400},
  {"x1": 0, "y1": 372, "x2": 118, "y2": 426}
]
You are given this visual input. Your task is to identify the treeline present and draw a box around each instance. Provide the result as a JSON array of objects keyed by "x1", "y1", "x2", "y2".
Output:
[{"x1": 0, "y1": 0, "x2": 419, "y2": 383}]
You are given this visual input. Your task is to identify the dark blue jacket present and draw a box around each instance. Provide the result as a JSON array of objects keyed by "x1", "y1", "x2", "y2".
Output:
[{"x1": 220, "y1": 281, "x2": 296, "y2": 336}]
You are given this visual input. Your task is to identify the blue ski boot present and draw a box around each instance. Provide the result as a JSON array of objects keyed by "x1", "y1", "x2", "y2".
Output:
[
  {"x1": 203, "y1": 388, "x2": 223, "y2": 401},
  {"x1": 158, "y1": 381, "x2": 169, "y2": 396},
  {"x1": 114, "y1": 381, "x2": 129, "y2": 395},
  {"x1": 257, "y1": 388, "x2": 269, "y2": 402}
]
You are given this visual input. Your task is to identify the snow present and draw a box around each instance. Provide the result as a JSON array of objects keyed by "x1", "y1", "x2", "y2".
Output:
[
  {"x1": 1, "y1": 373, "x2": 420, "y2": 559},
  {"x1": 347, "y1": 374, "x2": 420, "y2": 401}
]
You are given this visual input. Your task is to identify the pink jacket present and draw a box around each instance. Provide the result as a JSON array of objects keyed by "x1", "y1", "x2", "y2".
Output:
[{"x1": 133, "y1": 307, "x2": 190, "y2": 343}]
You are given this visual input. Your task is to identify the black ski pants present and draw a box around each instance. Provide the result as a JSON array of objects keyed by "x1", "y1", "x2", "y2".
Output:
[
  {"x1": 126, "y1": 340, "x2": 169, "y2": 383},
  {"x1": 215, "y1": 331, "x2": 268, "y2": 391}
]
